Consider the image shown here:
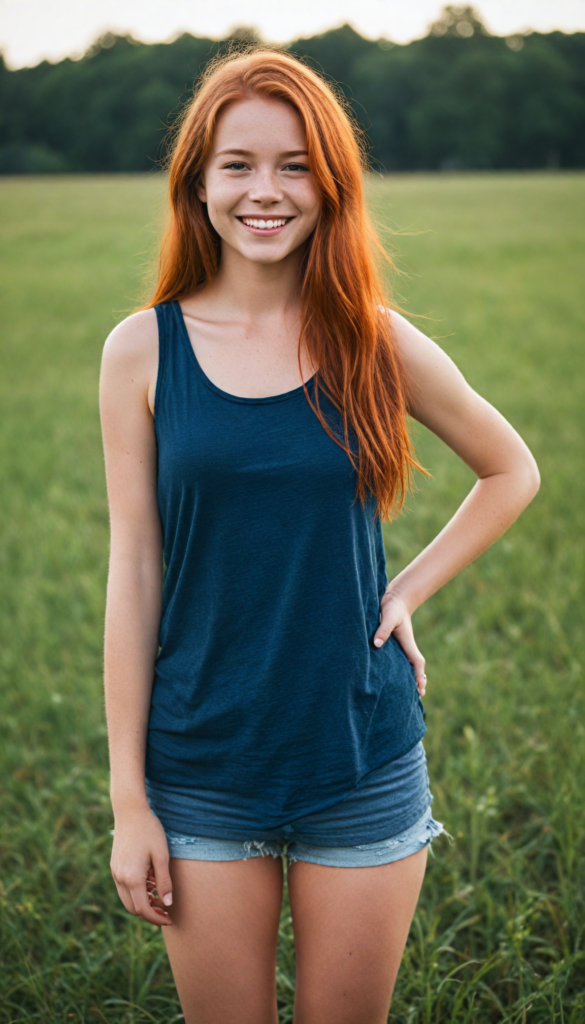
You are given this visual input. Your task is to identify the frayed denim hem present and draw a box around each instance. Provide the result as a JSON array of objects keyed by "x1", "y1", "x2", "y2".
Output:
[{"x1": 165, "y1": 806, "x2": 450, "y2": 867}]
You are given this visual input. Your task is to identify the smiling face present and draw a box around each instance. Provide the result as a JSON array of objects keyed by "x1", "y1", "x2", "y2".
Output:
[{"x1": 196, "y1": 94, "x2": 321, "y2": 266}]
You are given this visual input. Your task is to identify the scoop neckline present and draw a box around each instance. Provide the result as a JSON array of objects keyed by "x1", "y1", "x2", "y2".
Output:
[{"x1": 172, "y1": 300, "x2": 315, "y2": 405}]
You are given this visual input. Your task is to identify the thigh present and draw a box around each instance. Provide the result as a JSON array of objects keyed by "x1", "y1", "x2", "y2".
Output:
[
  {"x1": 288, "y1": 847, "x2": 427, "y2": 1024},
  {"x1": 163, "y1": 853, "x2": 284, "y2": 1024}
]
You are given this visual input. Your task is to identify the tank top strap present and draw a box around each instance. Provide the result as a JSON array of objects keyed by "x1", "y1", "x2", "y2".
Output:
[{"x1": 153, "y1": 300, "x2": 196, "y2": 421}]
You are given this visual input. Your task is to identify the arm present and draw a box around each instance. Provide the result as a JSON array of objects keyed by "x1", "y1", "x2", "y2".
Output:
[
  {"x1": 99, "y1": 307, "x2": 172, "y2": 927},
  {"x1": 373, "y1": 311, "x2": 540, "y2": 693}
]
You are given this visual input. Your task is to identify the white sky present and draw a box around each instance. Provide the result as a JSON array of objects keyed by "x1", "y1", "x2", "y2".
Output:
[{"x1": 1, "y1": 0, "x2": 584, "y2": 69}]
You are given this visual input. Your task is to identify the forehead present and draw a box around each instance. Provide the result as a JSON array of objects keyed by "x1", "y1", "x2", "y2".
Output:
[{"x1": 212, "y1": 94, "x2": 307, "y2": 154}]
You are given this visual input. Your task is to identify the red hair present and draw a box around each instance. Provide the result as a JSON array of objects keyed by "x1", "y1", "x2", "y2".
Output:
[{"x1": 146, "y1": 46, "x2": 424, "y2": 520}]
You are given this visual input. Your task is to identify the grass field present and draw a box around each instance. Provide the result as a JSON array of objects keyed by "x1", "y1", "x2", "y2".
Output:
[{"x1": 0, "y1": 171, "x2": 583, "y2": 1023}]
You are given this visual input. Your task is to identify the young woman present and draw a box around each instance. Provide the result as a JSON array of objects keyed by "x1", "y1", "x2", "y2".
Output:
[{"x1": 99, "y1": 48, "x2": 540, "y2": 1024}]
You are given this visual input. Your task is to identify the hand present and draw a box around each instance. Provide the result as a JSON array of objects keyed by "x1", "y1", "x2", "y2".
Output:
[
  {"x1": 373, "y1": 590, "x2": 427, "y2": 697},
  {"x1": 110, "y1": 804, "x2": 174, "y2": 926}
]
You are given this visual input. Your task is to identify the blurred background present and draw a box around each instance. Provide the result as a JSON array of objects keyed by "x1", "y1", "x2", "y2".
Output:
[
  {"x1": 0, "y1": 3, "x2": 583, "y2": 1022},
  {"x1": 1, "y1": 2, "x2": 585, "y2": 173}
]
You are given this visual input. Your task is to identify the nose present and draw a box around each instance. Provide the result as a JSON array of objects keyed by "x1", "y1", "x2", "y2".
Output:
[{"x1": 247, "y1": 167, "x2": 284, "y2": 206}]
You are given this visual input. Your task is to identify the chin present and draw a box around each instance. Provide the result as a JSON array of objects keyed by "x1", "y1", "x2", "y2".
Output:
[{"x1": 241, "y1": 247, "x2": 291, "y2": 264}]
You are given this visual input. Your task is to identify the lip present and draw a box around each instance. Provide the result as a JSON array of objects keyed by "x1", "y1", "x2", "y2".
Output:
[{"x1": 236, "y1": 216, "x2": 295, "y2": 236}]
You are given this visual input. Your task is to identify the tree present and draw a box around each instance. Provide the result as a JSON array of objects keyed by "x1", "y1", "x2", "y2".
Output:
[{"x1": 1, "y1": 9, "x2": 584, "y2": 173}]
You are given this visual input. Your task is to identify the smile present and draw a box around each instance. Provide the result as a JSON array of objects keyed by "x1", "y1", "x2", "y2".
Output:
[{"x1": 237, "y1": 216, "x2": 294, "y2": 234}]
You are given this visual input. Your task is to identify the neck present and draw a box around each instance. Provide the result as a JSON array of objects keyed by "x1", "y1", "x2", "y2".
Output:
[{"x1": 205, "y1": 240, "x2": 305, "y2": 322}]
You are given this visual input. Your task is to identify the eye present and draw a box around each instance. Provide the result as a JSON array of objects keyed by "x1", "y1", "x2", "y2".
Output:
[
  {"x1": 283, "y1": 163, "x2": 309, "y2": 172},
  {"x1": 224, "y1": 162, "x2": 248, "y2": 171}
]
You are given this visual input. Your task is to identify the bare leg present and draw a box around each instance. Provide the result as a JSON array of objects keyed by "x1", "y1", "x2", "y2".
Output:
[
  {"x1": 288, "y1": 846, "x2": 428, "y2": 1024},
  {"x1": 162, "y1": 853, "x2": 284, "y2": 1024}
]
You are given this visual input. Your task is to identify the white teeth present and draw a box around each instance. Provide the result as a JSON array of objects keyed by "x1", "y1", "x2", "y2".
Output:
[{"x1": 241, "y1": 217, "x2": 288, "y2": 229}]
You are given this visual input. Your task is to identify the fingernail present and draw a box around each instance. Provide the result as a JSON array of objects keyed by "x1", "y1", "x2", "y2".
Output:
[
  {"x1": 163, "y1": 893, "x2": 173, "y2": 906},
  {"x1": 374, "y1": 638, "x2": 384, "y2": 647}
]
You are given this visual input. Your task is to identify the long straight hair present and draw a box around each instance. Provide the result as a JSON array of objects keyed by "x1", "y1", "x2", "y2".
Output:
[{"x1": 146, "y1": 46, "x2": 424, "y2": 520}]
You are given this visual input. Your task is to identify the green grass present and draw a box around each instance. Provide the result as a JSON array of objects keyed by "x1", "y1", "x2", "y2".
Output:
[{"x1": 0, "y1": 172, "x2": 583, "y2": 1023}]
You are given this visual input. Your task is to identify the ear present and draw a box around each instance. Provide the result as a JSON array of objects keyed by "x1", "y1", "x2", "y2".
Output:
[{"x1": 195, "y1": 173, "x2": 207, "y2": 203}]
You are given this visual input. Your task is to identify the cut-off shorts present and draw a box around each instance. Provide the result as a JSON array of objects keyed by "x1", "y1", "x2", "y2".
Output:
[
  {"x1": 164, "y1": 803, "x2": 444, "y2": 868},
  {"x1": 148, "y1": 742, "x2": 446, "y2": 868}
]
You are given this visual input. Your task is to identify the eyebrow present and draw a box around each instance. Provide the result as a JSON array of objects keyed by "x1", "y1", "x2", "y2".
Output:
[{"x1": 215, "y1": 148, "x2": 309, "y2": 158}]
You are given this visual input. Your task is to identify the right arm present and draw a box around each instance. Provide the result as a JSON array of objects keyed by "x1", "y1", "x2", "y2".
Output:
[{"x1": 99, "y1": 308, "x2": 173, "y2": 927}]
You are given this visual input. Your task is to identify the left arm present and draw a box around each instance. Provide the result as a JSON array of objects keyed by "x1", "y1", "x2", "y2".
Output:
[{"x1": 373, "y1": 311, "x2": 540, "y2": 695}]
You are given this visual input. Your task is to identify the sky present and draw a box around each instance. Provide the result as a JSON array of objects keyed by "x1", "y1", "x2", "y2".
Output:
[{"x1": 1, "y1": 0, "x2": 584, "y2": 69}]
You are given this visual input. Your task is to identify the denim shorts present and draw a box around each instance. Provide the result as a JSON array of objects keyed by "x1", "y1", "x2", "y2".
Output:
[
  {"x1": 164, "y1": 803, "x2": 444, "y2": 867},
  {"x1": 147, "y1": 741, "x2": 447, "y2": 867}
]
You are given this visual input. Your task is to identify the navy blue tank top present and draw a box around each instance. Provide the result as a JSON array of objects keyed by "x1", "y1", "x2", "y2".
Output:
[{"x1": 145, "y1": 300, "x2": 426, "y2": 828}]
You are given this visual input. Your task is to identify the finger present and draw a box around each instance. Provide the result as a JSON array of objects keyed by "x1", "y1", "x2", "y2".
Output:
[
  {"x1": 148, "y1": 893, "x2": 171, "y2": 914},
  {"x1": 373, "y1": 605, "x2": 399, "y2": 647},
  {"x1": 146, "y1": 873, "x2": 169, "y2": 912},
  {"x1": 393, "y1": 624, "x2": 426, "y2": 695},
  {"x1": 115, "y1": 881, "x2": 139, "y2": 917},
  {"x1": 143, "y1": 863, "x2": 173, "y2": 921},
  {"x1": 152, "y1": 853, "x2": 174, "y2": 909},
  {"x1": 146, "y1": 877, "x2": 161, "y2": 903},
  {"x1": 129, "y1": 881, "x2": 173, "y2": 927},
  {"x1": 114, "y1": 865, "x2": 171, "y2": 926}
]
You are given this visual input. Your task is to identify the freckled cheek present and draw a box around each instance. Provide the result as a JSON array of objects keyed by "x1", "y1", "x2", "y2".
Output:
[
  {"x1": 206, "y1": 199, "x2": 243, "y2": 237},
  {"x1": 204, "y1": 179, "x2": 243, "y2": 219},
  {"x1": 295, "y1": 185, "x2": 321, "y2": 225}
]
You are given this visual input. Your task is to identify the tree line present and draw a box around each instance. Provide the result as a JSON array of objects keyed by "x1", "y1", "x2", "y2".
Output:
[{"x1": 1, "y1": 5, "x2": 584, "y2": 174}]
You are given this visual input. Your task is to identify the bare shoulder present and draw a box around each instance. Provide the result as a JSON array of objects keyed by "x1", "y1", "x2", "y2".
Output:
[
  {"x1": 102, "y1": 308, "x2": 158, "y2": 368},
  {"x1": 100, "y1": 308, "x2": 159, "y2": 413},
  {"x1": 384, "y1": 308, "x2": 473, "y2": 421},
  {"x1": 388, "y1": 310, "x2": 466, "y2": 386}
]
